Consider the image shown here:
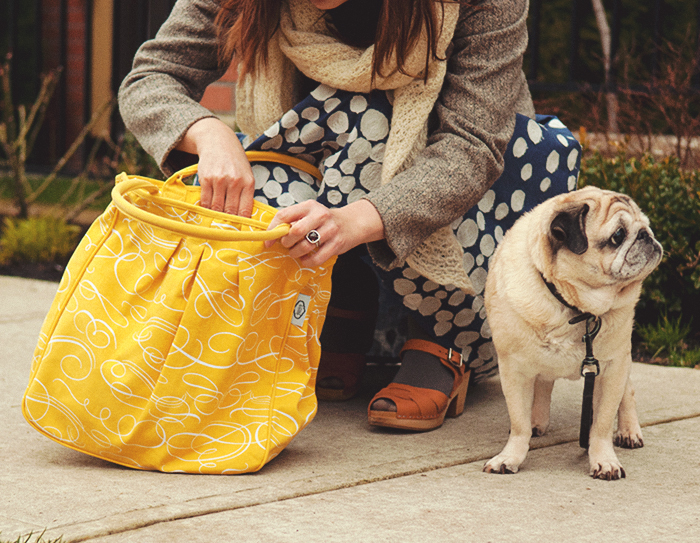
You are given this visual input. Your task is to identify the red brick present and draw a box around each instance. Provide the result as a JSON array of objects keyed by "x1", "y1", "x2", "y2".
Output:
[{"x1": 200, "y1": 84, "x2": 234, "y2": 112}]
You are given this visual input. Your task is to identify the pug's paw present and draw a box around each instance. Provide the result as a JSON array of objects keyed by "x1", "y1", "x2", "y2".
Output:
[
  {"x1": 614, "y1": 428, "x2": 644, "y2": 449},
  {"x1": 483, "y1": 455, "x2": 521, "y2": 475},
  {"x1": 590, "y1": 459, "x2": 626, "y2": 480}
]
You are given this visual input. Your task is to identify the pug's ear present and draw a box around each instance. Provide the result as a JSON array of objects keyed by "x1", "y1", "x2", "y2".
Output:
[{"x1": 549, "y1": 204, "x2": 589, "y2": 255}]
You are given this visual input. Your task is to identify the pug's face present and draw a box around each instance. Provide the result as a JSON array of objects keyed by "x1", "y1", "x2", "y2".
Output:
[{"x1": 546, "y1": 186, "x2": 663, "y2": 289}]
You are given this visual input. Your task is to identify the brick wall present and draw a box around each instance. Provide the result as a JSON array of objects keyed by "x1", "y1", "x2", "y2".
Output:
[{"x1": 199, "y1": 61, "x2": 238, "y2": 127}]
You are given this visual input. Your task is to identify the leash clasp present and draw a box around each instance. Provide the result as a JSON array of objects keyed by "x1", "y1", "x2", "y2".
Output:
[{"x1": 579, "y1": 315, "x2": 601, "y2": 377}]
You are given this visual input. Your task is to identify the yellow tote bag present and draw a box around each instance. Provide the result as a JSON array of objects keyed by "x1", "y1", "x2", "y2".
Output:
[{"x1": 23, "y1": 153, "x2": 335, "y2": 474}]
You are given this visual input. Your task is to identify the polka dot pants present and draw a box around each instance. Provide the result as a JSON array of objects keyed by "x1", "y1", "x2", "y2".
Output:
[{"x1": 242, "y1": 85, "x2": 581, "y2": 381}]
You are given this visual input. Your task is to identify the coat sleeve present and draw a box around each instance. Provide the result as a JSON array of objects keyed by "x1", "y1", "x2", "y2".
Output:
[
  {"x1": 118, "y1": 0, "x2": 228, "y2": 175},
  {"x1": 364, "y1": 0, "x2": 535, "y2": 270}
]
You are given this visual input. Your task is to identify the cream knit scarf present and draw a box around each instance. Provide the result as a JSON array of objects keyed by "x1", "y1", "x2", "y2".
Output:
[{"x1": 236, "y1": 0, "x2": 474, "y2": 294}]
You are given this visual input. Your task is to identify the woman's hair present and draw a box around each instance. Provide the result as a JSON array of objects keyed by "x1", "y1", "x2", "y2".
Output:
[{"x1": 216, "y1": 0, "x2": 481, "y2": 81}]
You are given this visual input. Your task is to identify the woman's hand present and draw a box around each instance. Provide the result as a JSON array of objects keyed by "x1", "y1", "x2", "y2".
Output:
[
  {"x1": 265, "y1": 199, "x2": 385, "y2": 267},
  {"x1": 175, "y1": 117, "x2": 255, "y2": 217}
]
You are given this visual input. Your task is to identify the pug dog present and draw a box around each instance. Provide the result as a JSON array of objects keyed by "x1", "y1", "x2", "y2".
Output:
[{"x1": 483, "y1": 186, "x2": 662, "y2": 480}]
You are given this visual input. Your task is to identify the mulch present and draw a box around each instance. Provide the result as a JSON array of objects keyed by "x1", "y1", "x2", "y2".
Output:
[{"x1": 0, "y1": 261, "x2": 65, "y2": 282}]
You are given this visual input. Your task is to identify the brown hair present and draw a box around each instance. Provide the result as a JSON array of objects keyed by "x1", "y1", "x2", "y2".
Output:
[{"x1": 216, "y1": 0, "x2": 480, "y2": 82}]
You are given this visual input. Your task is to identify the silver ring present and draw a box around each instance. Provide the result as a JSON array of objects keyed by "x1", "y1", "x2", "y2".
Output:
[{"x1": 305, "y1": 229, "x2": 321, "y2": 245}]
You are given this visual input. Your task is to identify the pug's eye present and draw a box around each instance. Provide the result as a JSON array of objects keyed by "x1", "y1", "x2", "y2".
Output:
[{"x1": 610, "y1": 227, "x2": 626, "y2": 247}]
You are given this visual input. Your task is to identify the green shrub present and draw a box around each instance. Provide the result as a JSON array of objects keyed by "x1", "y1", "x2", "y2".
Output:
[
  {"x1": 578, "y1": 150, "x2": 700, "y2": 336},
  {"x1": 0, "y1": 216, "x2": 81, "y2": 265},
  {"x1": 636, "y1": 313, "x2": 691, "y2": 358}
]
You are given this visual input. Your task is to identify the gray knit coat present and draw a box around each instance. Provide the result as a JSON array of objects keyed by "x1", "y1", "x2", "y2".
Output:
[{"x1": 118, "y1": 0, "x2": 535, "y2": 271}]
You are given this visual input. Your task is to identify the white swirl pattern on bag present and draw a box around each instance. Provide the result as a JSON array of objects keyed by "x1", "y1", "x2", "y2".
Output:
[{"x1": 24, "y1": 189, "x2": 334, "y2": 474}]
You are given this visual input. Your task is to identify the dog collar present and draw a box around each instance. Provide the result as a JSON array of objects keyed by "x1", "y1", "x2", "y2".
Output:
[{"x1": 540, "y1": 274, "x2": 597, "y2": 323}]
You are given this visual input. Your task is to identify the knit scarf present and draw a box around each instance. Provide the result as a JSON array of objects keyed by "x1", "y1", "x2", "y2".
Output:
[{"x1": 236, "y1": 0, "x2": 475, "y2": 294}]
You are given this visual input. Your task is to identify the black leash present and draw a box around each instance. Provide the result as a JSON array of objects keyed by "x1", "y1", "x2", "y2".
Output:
[
  {"x1": 569, "y1": 313, "x2": 601, "y2": 449},
  {"x1": 541, "y1": 275, "x2": 602, "y2": 449}
]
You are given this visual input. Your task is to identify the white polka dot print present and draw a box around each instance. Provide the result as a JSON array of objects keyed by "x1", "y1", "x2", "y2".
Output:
[
  {"x1": 403, "y1": 293, "x2": 423, "y2": 310},
  {"x1": 434, "y1": 321, "x2": 453, "y2": 337},
  {"x1": 470, "y1": 267, "x2": 488, "y2": 294},
  {"x1": 480, "y1": 234, "x2": 495, "y2": 257},
  {"x1": 457, "y1": 218, "x2": 479, "y2": 248},
  {"x1": 350, "y1": 95, "x2": 368, "y2": 113},
  {"x1": 454, "y1": 307, "x2": 475, "y2": 327},
  {"x1": 478, "y1": 190, "x2": 495, "y2": 212},
  {"x1": 327, "y1": 190, "x2": 342, "y2": 205},
  {"x1": 436, "y1": 310, "x2": 453, "y2": 322},
  {"x1": 347, "y1": 189, "x2": 366, "y2": 203},
  {"x1": 289, "y1": 181, "x2": 317, "y2": 202},
  {"x1": 511, "y1": 189, "x2": 525, "y2": 212},
  {"x1": 285, "y1": 127, "x2": 299, "y2": 143},
  {"x1": 264, "y1": 123, "x2": 280, "y2": 138},
  {"x1": 513, "y1": 137, "x2": 527, "y2": 158},
  {"x1": 403, "y1": 267, "x2": 421, "y2": 280},
  {"x1": 567, "y1": 148, "x2": 579, "y2": 170},
  {"x1": 423, "y1": 281, "x2": 439, "y2": 292},
  {"x1": 478, "y1": 340, "x2": 494, "y2": 358},
  {"x1": 521, "y1": 163, "x2": 532, "y2": 181},
  {"x1": 462, "y1": 252, "x2": 475, "y2": 273},
  {"x1": 527, "y1": 118, "x2": 544, "y2": 143},
  {"x1": 568, "y1": 175, "x2": 578, "y2": 191},
  {"x1": 477, "y1": 211, "x2": 486, "y2": 230},
  {"x1": 359, "y1": 162, "x2": 382, "y2": 190},
  {"x1": 280, "y1": 110, "x2": 299, "y2": 129},
  {"x1": 335, "y1": 133, "x2": 349, "y2": 147},
  {"x1": 449, "y1": 290, "x2": 466, "y2": 306},
  {"x1": 263, "y1": 180, "x2": 282, "y2": 199},
  {"x1": 348, "y1": 138, "x2": 371, "y2": 163},
  {"x1": 546, "y1": 150, "x2": 560, "y2": 173},
  {"x1": 339, "y1": 176, "x2": 355, "y2": 194},
  {"x1": 277, "y1": 193, "x2": 296, "y2": 207},
  {"x1": 261, "y1": 134, "x2": 283, "y2": 150},
  {"x1": 557, "y1": 134, "x2": 569, "y2": 147},
  {"x1": 297, "y1": 171, "x2": 315, "y2": 186},
  {"x1": 455, "y1": 331, "x2": 480, "y2": 349},
  {"x1": 547, "y1": 118, "x2": 566, "y2": 129},
  {"x1": 494, "y1": 225, "x2": 504, "y2": 243},
  {"x1": 272, "y1": 166, "x2": 288, "y2": 184},
  {"x1": 300, "y1": 123, "x2": 324, "y2": 144},
  {"x1": 340, "y1": 159, "x2": 356, "y2": 175},
  {"x1": 302, "y1": 107, "x2": 320, "y2": 121},
  {"x1": 324, "y1": 168, "x2": 341, "y2": 187},
  {"x1": 419, "y1": 296, "x2": 441, "y2": 316},
  {"x1": 370, "y1": 143, "x2": 385, "y2": 162},
  {"x1": 360, "y1": 109, "x2": 389, "y2": 141},
  {"x1": 495, "y1": 202, "x2": 509, "y2": 220},
  {"x1": 540, "y1": 177, "x2": 551, "y2": 192},
  {"x1": 328, "y1": 111, "x2": 349, "y2": 134},
  {"x1": 252, "y1": 165, "x2": 270, "y2": 189},
  {"x1": 476, "y1": 254, "x2": 484, "y2": 266},
  {"x1": 394, "y1": 278, "x2": 417, "y2": 295},
  {"x1": 324, "y1": 98, "x2": 341, "y2": 113},
  {"x1": 310, "y1": 84, "x2": 336, "y2": 101}
]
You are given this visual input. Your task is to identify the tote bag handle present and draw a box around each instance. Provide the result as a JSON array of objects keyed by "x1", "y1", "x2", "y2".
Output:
[{"x1": 112, "y1": 151, "x2": 323, "y2": 242}]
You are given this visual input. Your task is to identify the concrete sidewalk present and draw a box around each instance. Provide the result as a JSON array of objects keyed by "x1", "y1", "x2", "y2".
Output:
[{"x1": 1, "y1": 275, "x2": 699, "y2": 543}]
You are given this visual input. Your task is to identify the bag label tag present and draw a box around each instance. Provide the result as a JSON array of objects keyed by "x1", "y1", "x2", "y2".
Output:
[{"x1": 291, "y1": 293, "x2": 311, "y2": 327}]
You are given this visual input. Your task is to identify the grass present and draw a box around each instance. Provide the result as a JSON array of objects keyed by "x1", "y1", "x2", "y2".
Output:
[
  {"x1": 636, "y1": 313, "x2": 699, "y2": 368},
  {"x1": 0, "y1": 533, "x2": 63, "y2": 543}
]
